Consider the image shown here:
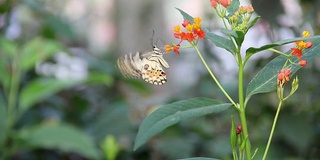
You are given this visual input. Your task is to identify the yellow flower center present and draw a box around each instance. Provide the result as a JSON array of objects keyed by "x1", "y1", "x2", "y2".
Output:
[
  {"x1": 174, "y1": 25, "x2": 181, "y2": 33},
  {"x1": 186, "y1": 24, "x2": 193, "y2": 32},
  {"x1": 302, "y1": 30, "x2": 310, "y2": 37}
]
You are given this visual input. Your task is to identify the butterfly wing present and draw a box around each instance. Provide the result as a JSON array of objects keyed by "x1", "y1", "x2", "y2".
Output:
[
  {"x1": 117, "y1": 48, "x2": 169, "y2": 85},
  {"x1": 140, "y1": 58, "x2": 167, "y2": 85},
  {"x1": 117, "y1": 53, "x2": 142, "y2": 79}
]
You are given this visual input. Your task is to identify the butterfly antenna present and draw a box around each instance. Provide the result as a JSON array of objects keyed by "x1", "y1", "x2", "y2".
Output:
[{"x1": 150, "y1": 30, "x2": 155, "y2": 46}]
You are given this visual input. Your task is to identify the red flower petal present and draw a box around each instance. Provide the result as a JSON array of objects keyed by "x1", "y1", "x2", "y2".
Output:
[
  {"x1": 182, "y1": 20, "x2": 190, "y2": 28},
  {"x1": 291, "y1": 48, "x2": 303, "y2": 59}
]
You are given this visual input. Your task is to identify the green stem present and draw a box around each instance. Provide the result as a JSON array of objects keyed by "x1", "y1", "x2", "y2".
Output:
[
  {"x1": 8, "y1": 65, "x2": 19, "y2": 129},
  {"x1": 262, "y1": 100, "x2": 283, "y2": 160},
  {"x1": 268, "y1": 48, "x2": 289, "y2": 58},
  {"x1": 238, "y1": 62, "x2": 252, "y2": 160},
  {"x1": 3, "y1": 51, "x2": 21, "y2": 159},
  {"x1": 194, "y1": 46, "x2": 237, "y2": 108}
]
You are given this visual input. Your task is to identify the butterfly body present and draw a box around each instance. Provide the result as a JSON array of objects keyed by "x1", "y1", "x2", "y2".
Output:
[{"x1": 117, "y1": 45, "x2": 169, "y2": 85}]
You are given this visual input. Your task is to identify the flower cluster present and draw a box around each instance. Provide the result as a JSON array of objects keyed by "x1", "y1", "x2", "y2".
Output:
[
  {"x1": 228, "y1": 4, "x2": 254, "y2": 31},
  {"x1": 210, "y1": 0, "x2": 231, "y2": 8},
  {"x1": 210, "y1": 0, "x2": 254, "y2": 32},
  {"x1": 165, "y1": 17, "x2": 206, "y2": 55},
  {"x1": 277, "y1": 69, "x2": 291, "y2": 87},
  {"x1": 290, "y1": 31, "x2": 313, "y2": 66}
]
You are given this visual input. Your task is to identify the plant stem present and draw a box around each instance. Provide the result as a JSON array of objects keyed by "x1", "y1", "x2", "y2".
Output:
[
  {"x1": 8, "y1": 63, "x2": 19, "y2": 129},
  {"x1": 3, "y1": 51, "x2": 21, "y2": 159},
  {"x1": 238, "y1": 62, "x2": 252, "y2": 160},
  {"x1": 262, "y1": 100, "x2": 283, "y2": 160},
  {"x1": 267, "y1": 48, "x2": 289, "y2": 58},
  {"x1": 194, "y1": 46, "x2": 238, "y2": 108}
]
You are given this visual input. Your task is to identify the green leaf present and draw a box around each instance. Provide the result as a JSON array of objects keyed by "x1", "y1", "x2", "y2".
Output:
[
  {"x1": 101, "y1": 135, "x2": 120, "y2": 160},
  {"x1": 89, "y1": 103, "x2": 131, "y2": 142},
  {"x1": 44, "y1": 15, "x2": 76, "y2": 39},
  {"x1": 221, "y1": 29, "x2": 245, "y2": 47},
  {"x1": 20, "y1": 78, "x2": 82, "y2": 114},
  {"x1": 0, "y1": 37, "x2": 17, "y2": 89},
  {"x1": 205, "y1": 30, "x2": 237, "y2": 55},
  {"x1": 18, "y1": 123, "x2": 99, "y2": 159},
  {"x1": 0, "y1": 36, "x2": 17, "y2": 57},
  {"x1": 246, "y1": 36, "x2": 320, "y2": 100},
  {"x1": 134, "y1": 97, "x2": 232, "y2": 150},
  {"x1": 226, "y1": 0, "x2": 240, "y2": 17},
  {"x1": 20, "y1": 37, "x2": 63, "y2": 71},
  {"x1": 245, "y1": 35, "x2": 320, "y2": 64},
  {"x1": 230, "y1": 116, "x2": 236, "y2": 149},
  {"x1": 0, "y1": 95, "x2": 6, "y2": 146},
  {"x1": 85, "y1": 72, "x2": 114, "y2": 86},
  {"x1": 176, "y1": 8, "x2": 194, "y2": 23},
  {"x1": 246, "y1": 16, "x2": 260, "y2": 32},
  {"x1": 178, "y1": 158, "x2": 220, "y2": 160}
]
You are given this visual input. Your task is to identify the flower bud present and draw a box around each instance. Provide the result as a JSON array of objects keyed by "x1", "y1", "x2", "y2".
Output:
[
  {"x1": 210, "y1": 0, "x2": 218, "y2": 7},
  {"x1": 306, "y1": 41, "x2": 313, "y2": 48},
  {"x1": 299, "y1": 60, "x2": 307, "y2": 67}
]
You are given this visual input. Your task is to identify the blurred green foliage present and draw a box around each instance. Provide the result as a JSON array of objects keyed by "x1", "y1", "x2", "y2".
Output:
[{"x1": 0, "y1": 0, "x2": 319, "y2": 160}]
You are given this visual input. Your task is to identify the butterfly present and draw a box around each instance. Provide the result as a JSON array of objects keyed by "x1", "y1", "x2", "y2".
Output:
[{"x1": 117, "y1": 45, "x2": 169, "y2": 85}]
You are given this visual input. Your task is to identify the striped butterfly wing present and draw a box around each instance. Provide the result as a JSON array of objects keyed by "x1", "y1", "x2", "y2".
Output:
[{"x1": 117, "y1": 46, "x2": 169, "y2": 85}]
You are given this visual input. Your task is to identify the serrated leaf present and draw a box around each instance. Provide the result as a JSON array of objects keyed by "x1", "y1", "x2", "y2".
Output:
[
  {"x1": 19, "y1": 78, "x2": 82, "y2": 114},
  {"x1": 246, "y1": 36, "x2": 320, "y2": 100},
  {"x1": 134, "y1": 97, "x2": 232, "y2": 150},
  {"x1": 18, "y1": 123, "x2": 99, "y2": 159},
  {"x1": 245, "y1": 35, "x2": 320, "y2": 63}
]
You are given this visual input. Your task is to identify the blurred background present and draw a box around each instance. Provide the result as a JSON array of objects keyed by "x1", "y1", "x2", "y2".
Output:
[{"x1": 0, "y1": 0, "x2": 320, "y2": 159}]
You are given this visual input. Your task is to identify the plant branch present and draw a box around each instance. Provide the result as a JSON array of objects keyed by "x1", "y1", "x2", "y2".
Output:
[
  {"x1": 194, "y1": 45, "x2": 238, "y2": 108},
  {"x1": 262, "y1": 100, "x2": 283, "y2": 160}
]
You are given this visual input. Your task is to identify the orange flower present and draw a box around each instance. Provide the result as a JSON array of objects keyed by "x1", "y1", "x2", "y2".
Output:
[
  {"x1": 164, "y1": 45, "x2": 172, "y2": 53},
  {"x1": 168, "y1": 17, "x2": 206, "y2": 55},
  {"x1": 291, "y1": 48, "x2": 303, "y2": 59},
  {"x1": 174, "y1": 25, "x2": 182, "y2": 38},
  {"x1": 291, "y1": 31, "x2": 312, "y2": 59},
  {"x1": 296, "y1": 40, "x2": 307, "y2": 49},
  {"x1": 173, "y1": 44, "x2": 180, "y2": 55},
  {"x1": 164, "y1": 44, "x2": 181, "y2": 55},
  {"x1": 184, "y1": 32, "x2": 195, "y2": 42},
  {"x1": 278, "y1": 69, "x2": 291, "y2": 87},
  {"x1": 194, "y1": 29, "x2": 206, "y2": 39}
]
